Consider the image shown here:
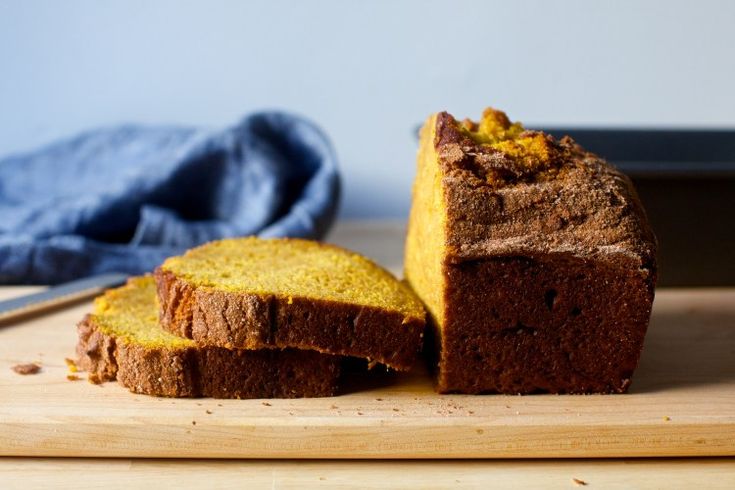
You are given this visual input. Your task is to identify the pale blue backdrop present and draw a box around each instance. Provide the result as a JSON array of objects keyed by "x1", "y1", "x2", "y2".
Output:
[{"x1": 1, "y1": 0, "x2": 734, "y2": 217}]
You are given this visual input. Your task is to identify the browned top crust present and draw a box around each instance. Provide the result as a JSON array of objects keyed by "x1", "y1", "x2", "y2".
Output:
[{"x1": 434, "y1": 111, "x2": 657, "y2": 276}]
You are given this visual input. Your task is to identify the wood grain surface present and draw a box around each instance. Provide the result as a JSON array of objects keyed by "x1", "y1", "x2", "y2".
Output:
[
  {"x1": 1, "y1": 457, "x2": 734, "y2": 489},
  {"x1": 0, "y1": 223, "x2": 733, "y2": 459}
]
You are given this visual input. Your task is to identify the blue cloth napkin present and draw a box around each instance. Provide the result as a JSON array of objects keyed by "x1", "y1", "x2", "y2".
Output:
[{"x1": 0, "y1": 112, "x2": 341, "y2": 284}]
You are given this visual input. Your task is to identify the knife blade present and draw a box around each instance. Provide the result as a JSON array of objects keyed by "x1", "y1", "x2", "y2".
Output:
[{"x1": 0, "y1": 273, "x2": 129, "y2": 323}]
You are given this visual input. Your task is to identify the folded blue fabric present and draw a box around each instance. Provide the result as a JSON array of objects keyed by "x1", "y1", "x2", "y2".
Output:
[{"x1": 0, "y1": 112, "x2": 341, "y2": 284}]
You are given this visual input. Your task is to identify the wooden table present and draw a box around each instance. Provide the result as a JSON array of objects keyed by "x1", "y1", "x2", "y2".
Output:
[
  {"x1": 1, "y1": 457, "x2": 734, "y2": 489},
  {"x1": 1, "y1": 221, "x2": 734, "y2": 488}
]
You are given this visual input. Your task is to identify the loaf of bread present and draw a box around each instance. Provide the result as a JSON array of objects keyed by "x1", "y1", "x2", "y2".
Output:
[
  {"x1": 77, "y1": 276, "x2": 340, "y2": 398},
  {"x1": 155, "y1": 237, "x2": 426, "y2": 371},
  {"x1": 405, "y1": 108, "x2": 657, "y2": 394}
]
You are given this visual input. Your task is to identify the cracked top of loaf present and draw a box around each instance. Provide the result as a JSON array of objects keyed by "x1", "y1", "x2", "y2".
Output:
[{"x1": 431, "y1": 107, "x2": 657, "y2": 268}]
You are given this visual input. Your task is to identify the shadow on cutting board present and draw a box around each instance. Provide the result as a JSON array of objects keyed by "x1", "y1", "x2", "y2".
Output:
[
  {"x1": 338, "y1": 358, "x2": 407, "y2": 395},
  {"x1": 630, "y1": 294, "x2": 735, "y2": 393}
]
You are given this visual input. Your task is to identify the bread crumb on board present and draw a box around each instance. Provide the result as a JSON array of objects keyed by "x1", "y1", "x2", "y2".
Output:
[
  {"x1": 572, "y1": 477, "x2": 588, "y2": 486},
  {"x1": 663, "y1": 416, "x2": 671, "y2": 421},
  {"x1": 12, "y1": 363, "x2": 41, "y2": 375},
  {"x1": 66, "y1": 374, "x2": 81, "y2": 381},
  {"x1": 64, "y1": 358, "x2": 78, "y2": 373}
]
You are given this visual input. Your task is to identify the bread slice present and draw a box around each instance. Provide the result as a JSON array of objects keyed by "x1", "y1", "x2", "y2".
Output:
[
  {"x1": 405, "y1": 108, "x2": 657, "y2": 394},
  {"x1": 155, "y1": 238, "x2": 426, "y2": 371},
  {"x1": 77, "y1": 276, "x2": 340, "y2": 398}
]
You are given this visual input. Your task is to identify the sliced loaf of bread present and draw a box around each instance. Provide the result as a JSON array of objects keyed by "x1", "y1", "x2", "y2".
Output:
[{"x1": 405, "y1": 108, "x2": 657, "y2": 394}]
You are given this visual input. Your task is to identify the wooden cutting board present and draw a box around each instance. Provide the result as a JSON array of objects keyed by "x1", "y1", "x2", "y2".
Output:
[{"x1": 1, "y1": 284, "x2": 733, "y2": 459}]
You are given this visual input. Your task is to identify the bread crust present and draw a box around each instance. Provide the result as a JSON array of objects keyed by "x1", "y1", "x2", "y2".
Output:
[
  {"x1": 154, "y1": 268, "x2": 424, "y2": 371},
  {"x1": 434, "y1": 111, "x2": 657, "y2": 268},
  {"x1": 76, "y1": 314, "x2": 340, "y2": 398}
]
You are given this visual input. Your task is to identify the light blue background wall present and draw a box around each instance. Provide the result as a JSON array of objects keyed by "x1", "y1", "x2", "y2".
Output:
[{"x1": 1, "y1": 0, "x2": 734, "y2": 217}]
